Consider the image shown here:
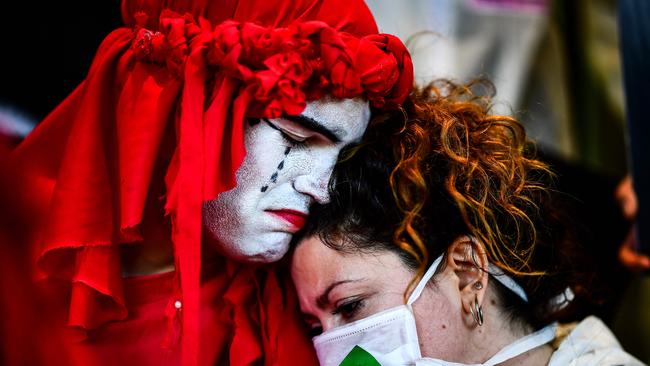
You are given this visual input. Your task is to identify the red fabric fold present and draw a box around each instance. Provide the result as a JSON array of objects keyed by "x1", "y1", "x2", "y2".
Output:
[
  {"x1": 13, "y1": 1, "x2": 414, "y2": 365},
  {"x1": 15, "y1": 28, "x2": 136, "y2": 332},
  {"x1": 222, "y1": 265, "x2": 319, "y2": 366},
  {"x1": 172, "y1": 26, "x2": 209, "y2": 365},
  {"x1": 117, "y1": 62, "x2": 182, "y2": 235},
  {"x1": 203, "y1": 76, "x2": 245, "y2": 199}
]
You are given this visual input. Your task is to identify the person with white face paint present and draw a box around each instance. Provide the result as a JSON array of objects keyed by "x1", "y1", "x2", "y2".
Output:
[
  {"x1": 10, "y1": 0, "x2": 413, "y2": 365},
  {"x1": 203, "y1": 97, "x2": 370, "y2": 263},
  {"x1": 291, "y1": 82, "x2": 644, "y2": 366}
]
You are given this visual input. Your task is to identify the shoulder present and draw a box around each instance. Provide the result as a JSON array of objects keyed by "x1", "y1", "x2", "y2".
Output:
[{"x1": 548, "y1": 316, "x2": 645, "y2": 366}]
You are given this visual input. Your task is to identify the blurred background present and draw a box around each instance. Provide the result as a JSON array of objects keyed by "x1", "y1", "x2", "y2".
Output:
[
  {"x1": 366, "y1": 0, "x2": 649, "y2": 359},
  {"x1": 0, "y1": 0, "x2": 648, "y2": 362},
  {"x1": 366, "y1": 0, "x2": 650, "y2": 359}
]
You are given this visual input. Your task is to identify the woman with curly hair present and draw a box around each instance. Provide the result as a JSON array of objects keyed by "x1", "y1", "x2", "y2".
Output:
[{"x1": 290, "y1": 81, "x2": 643, "y2": 365}]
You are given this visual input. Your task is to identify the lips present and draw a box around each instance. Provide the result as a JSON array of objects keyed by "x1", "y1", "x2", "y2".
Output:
[{"x1": 266, "y1": 209, "x2": 308, "y2": 231}]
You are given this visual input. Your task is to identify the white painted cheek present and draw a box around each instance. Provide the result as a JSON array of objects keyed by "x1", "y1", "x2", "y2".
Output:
[
  {"x1": 349, "y1": 120, "x2": 368, "y2": 142},
  {"x1": 202, "y1": 121, "x2": 292, "y2": 262},
  {"x1": 256, "y1": 145, "x2": 314, "y2": 212}
]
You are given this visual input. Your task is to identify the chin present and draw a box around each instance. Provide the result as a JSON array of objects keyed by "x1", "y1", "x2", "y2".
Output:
[
  {"x1": 217, "y1": 233, "x2": 292, "y2": 263},
  {"x1": 237, "y1": 244, "x2": 290, "y2": 263},
  {"x1": 243, "y1": 247, "x2": 288, "y2": 263}
]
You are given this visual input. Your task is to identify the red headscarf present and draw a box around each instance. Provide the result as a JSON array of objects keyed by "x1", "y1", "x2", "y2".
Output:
[{"x1": 13, "y1": 0, "x2": 412, "y2": 364}]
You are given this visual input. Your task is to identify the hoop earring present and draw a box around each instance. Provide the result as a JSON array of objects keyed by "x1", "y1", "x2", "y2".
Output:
[{"x1": 469, "y1": 294, "x2": 484, "y2": 327}]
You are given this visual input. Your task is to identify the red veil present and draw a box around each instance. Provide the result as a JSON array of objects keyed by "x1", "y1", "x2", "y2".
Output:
[{"x1": 12, "y1": 0, "x2": 412, "y2": 364}]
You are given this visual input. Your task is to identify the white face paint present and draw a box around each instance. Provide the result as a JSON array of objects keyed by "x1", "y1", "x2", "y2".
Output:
[{"x1": 202, "y1": 97, "x2": 370, "y2": 263}]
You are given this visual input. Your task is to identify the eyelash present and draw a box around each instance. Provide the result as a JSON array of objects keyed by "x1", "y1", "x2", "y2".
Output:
[
  {"x1": 332, "y1": 298, "x2": 366, "y2": 321},
  {"x1": 262, "y1": 118, "x2": 308, "y2": 147}
]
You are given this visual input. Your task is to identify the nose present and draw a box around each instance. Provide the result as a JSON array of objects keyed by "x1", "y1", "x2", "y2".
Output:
[{"x1": 293, "y1": 167, "x2": 332, "y2": 205}]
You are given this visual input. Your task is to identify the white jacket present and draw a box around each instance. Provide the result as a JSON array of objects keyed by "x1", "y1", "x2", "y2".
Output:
[{"x1": 549, "y1": 316, "x2": 645, "y2": 365}]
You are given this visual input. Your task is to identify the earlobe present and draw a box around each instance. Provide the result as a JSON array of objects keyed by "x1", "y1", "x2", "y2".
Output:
[{"x1": 445, "y1": 236, "x2": 489, "y2": 324}]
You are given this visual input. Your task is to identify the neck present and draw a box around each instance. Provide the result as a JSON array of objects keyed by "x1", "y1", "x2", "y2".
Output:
[{"x1": 464, "y1": 291, "x2": 554, "y2": 366}]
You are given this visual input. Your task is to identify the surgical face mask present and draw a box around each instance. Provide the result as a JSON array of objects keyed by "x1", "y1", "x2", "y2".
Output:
[{"x1": 312, "y1": 255, "x2": 557, "y2": 366}]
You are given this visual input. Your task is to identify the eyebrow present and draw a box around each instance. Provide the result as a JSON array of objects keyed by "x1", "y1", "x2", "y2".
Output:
[
  {"x1": 316, "y1": 279, "x2": 363, "y2": 308},
  {"x1": 283, "y1": 115, "x2": 342, "y2": 143}
]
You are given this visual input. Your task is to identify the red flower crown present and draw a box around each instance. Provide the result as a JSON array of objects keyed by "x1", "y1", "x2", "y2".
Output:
[{"x1": 132, "y1": 10, "x2": 413, "y2": 117}]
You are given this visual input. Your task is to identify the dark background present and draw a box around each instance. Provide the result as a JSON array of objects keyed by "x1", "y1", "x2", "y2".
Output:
[{"x1": 1, "y1": 1, "x2": 122, "y2": 122}]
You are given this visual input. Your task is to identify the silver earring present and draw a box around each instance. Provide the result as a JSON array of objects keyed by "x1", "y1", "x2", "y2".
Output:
[{"x1": 469, "y1": 294, "x2": 484, "y2": 326}]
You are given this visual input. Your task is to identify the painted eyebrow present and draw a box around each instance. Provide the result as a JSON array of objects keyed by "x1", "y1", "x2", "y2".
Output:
[
  {"x1": 316, "y1": 279, "x2": 363, "y2": 308},
  {"x1": 283, "y1": 115, "x2": 342, "y2": 143}
]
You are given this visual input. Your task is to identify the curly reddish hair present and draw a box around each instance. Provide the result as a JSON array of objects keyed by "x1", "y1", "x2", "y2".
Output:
[
  {"x1": 389, "y1": 80, "x2": 551, "y2": 277},
  {"x1": 302, "y1": 80, "x2": 595, "y2": 326}
]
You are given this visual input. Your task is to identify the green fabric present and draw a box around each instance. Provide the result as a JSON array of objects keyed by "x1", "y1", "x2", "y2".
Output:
[{"x1": 339, "y1": 346, "x2": 382, "y2": 366}]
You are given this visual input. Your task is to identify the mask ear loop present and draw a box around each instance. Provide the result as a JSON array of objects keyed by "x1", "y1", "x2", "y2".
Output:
[
  {"x1": 468, "y1": 237, "x2": 529, "y2": 303},
  {"x1": 407, "y1": 255, "x2": 444, "y2": 305}
]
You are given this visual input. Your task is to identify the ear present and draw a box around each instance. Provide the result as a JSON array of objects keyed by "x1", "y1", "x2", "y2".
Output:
[{"x1": 444, "y1": 236, "x2": 489, "y2": 321}]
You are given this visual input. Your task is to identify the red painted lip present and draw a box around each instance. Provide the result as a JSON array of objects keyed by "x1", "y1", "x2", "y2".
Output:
[{"x1": 267, "y1": 209, "x2": 308, "y2": 230}]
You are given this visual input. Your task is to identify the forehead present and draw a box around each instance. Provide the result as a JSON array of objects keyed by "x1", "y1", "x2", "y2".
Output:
[
  {"x1": 292, "y1": 236, "x2": 342, "y2": 283},
  {"x1": 300, "y1": 97, "x2": 370, "y2": 143},
  {"x1": 292, "y1": 235, "x2": 407, "y2": 287}
]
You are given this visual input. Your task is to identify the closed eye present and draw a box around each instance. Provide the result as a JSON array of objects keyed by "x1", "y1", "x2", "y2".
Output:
[
  {"x1": 262, "y1": 118, "x2": 309, "y2": 146},
  {"x1": 332, "y1": 298, "x2": 366, "y2": 322}
]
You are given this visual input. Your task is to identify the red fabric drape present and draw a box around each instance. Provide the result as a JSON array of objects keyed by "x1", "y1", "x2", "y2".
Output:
[{"x1": 12, "y1": 0, "x2": 413, "y2": 365}]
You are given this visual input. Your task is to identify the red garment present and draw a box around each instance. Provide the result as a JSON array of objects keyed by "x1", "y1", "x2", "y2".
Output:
[
  {"x1": 41, "y1": 265, "x2": 316, "y2": 366},
  {"x1": 11, "y1": 0, "x2": 413, "y2": 364}
]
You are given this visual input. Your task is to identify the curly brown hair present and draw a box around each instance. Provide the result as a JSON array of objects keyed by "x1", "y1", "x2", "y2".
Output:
[
  {"x1": 390, "y1": 80, "x2": 550, "y2": 278},
  {"x1": 301, "y1": 80, "x2": 595, "y2": 327}
]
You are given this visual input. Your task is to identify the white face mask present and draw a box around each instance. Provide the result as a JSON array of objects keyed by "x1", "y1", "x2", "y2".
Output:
[{"x1": 312, "y1": 256, "x2": 557, "y2": 366}]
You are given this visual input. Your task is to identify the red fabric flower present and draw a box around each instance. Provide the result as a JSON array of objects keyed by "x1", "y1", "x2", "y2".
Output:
[
  {"x1": 264, "y1": 52, "x2": 312, "y2": 83},
  {"x1": 148, "y1": 15, "x2": 412, "y2": 114},
  {"x1": 362, "y1": 33, "x2": 414, "y2": 108},
  {"x1": 207, "y1": 21, "x2": 250, "y2": 79},
  {"x1": 277, "y1": 79, "x2": 307, "y2": 116},
  {"x1": 133, "y1": 28, "x2": 169, "y2": 63}
]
